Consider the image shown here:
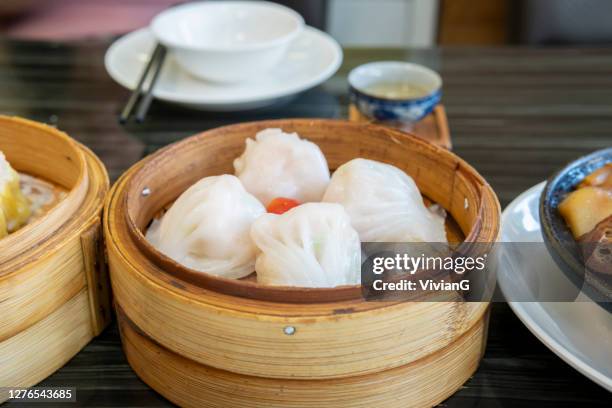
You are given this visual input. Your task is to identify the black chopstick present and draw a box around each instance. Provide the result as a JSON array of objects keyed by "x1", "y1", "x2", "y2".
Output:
[
  {"x1": 119, "y1": 43, "x2": 165, "y2": 124},
  {"x1": 135, "y1": 46, "x2": 167, "y2": 123}
]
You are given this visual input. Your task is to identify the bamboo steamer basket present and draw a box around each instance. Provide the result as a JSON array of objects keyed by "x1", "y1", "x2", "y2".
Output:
[
  {"x1": 0, "y1": 116, "x2": 110, "y2": 402},
  {"x1": 105, "y1": 119, "x2": 500, "y2": 407}
]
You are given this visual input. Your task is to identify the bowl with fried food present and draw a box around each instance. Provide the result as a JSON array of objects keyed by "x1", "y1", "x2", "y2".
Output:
[{"x1": 540, "y1": 148, "x2": 612, "y2": 309}]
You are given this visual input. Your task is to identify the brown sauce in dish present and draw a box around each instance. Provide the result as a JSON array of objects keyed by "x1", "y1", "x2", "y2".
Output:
[{"x1": 580, "y1": 215, "x2": 612, "y2": 275}]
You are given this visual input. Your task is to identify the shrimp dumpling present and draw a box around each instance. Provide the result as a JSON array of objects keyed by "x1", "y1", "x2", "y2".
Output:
[
  {"x1": 322, "y1": 158, "x2": 447, "y2": 243},
  {"x1": 251, "y1": 203, "x2": 361, "y2": 287},
  {"x1": 146, "y1": 175, "x2": 265, "y2": 279},
  {"x1": 233, "y1": 128, "x2": 330, "y2": 206},
  {"x1": 0, "y1": 151, "x2": 31, "y2": 238}
]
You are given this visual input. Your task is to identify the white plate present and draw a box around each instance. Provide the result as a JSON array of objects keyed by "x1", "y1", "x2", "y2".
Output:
[
  {"x1": 499, "y1": 182, "x2": 612, "y2": 391},
  {"x1": 105, "y1": 26, "x2": 342, "y2": 111}
]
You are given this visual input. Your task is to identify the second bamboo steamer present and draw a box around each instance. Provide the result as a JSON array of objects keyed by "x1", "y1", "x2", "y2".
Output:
[{"x1": 0, "y1": 116, "x2": 110, "y2": 401}]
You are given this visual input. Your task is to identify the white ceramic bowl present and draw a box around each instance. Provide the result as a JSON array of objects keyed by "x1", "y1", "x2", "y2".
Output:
[{"x1": 151, "y1": 1, "x2": 304, "y2": 83}]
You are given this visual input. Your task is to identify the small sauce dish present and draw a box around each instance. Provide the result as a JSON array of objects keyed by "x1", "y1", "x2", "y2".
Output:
[
  {"x1": 349, "y1": 61, "x2": 442, "y2": 122},
  {"x1": 151, "y1": 1, "x2": 304, "y2": 83}
]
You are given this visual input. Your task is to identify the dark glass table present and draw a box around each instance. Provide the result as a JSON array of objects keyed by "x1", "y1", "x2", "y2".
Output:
[{"x1": 1, "y1": 38, "x2": 611, "y2": 406}]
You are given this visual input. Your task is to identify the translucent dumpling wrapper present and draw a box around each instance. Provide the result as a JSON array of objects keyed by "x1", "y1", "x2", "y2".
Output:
[
  {"x1": 251, "y1": 203, "x2": 361, "y2": 287},
  {"x1": 146, "y1": 175, "x2": 265, "y2": 279},
  {"x1": 233, "y1": 128, "x2": 330, "y2": 206},
  {"x1": 0, "y1": 151, "x2": 31, "y2": 238},
  {"x1": 322, "y1": 158, "x2": 447, "y2": 243}
]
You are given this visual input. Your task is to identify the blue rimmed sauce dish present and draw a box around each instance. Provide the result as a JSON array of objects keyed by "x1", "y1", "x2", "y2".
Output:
[{"x1": 348, "y1": 61, "x2": 442, "y2": 123}]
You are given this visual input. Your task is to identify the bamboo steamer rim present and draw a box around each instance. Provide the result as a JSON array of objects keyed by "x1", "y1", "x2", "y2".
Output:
[
  {"x1": 0, "y1": 142, "x2": 108, "y2": 276},
  {"x1": 0, "y1": 115, "x2": 110, "y2": 283},
  {"x1": 0, "y1": 116, "x2": 90, "y2": 267},
  {"x1": 116, "y1": 119, "x2": 500, "y2": 304}
]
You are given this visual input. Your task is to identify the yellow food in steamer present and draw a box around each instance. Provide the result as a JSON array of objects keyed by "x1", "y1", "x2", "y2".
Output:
[{"x1": 0, "y1": 151, "x2": 31, "y2": 238}]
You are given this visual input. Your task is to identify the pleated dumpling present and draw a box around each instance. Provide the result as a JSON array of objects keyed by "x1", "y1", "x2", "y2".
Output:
[
  {"x1": 0, "y1": 151, "x2": 31, "y2": 238},
  {"x1": 233, "y1": 128, "x2": 330, "y2": 206},
  {"x1": 322, "y1": 158, "x2": 447, "y2": 243},
  {"x1": 251, "y1": 203, "x2": 361, "y2": 287},
  {"x1": 146, "y1": 175, "x2": 265, "y2": 279}
]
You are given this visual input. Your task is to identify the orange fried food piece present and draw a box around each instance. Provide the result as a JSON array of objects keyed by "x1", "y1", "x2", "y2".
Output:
[
  {"x1": 559, "y1": 186, "x2": 612, "y2": 239},
  {"x1": 579, "y1": 163, "x2": 612, "y2": 190}
]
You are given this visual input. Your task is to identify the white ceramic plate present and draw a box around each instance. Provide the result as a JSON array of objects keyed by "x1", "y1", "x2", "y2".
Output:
[
  {"x1": 499, "y1": 182, "x2": 612, "y2": 391},
  {"x1": 105, "y1": 26, "x2": 342, "y2": 111}
]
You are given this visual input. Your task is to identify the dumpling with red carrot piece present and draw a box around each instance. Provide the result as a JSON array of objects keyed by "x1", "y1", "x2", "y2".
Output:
[
  {"x1": 322, "y1": 158, "x2": 447, "y2": 243},
  {"x1": 233, "y1": 128, "x2": 330, "y2": 206},
  {"x1": 251, "y1": 203, "x2": 361, "y2": 287}
]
